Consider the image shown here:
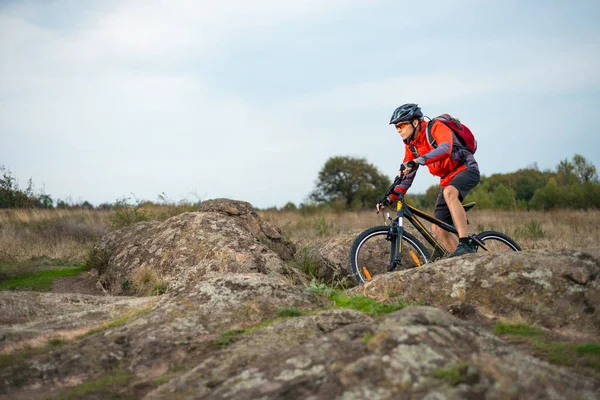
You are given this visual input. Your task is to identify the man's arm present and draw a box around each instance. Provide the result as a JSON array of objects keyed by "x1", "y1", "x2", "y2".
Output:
[{"x1": 418, "y1": 121, "x2": 453, "y2": 164}]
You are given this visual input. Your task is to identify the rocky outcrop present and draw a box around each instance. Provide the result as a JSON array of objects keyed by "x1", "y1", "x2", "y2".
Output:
[
  {"x1": 350, "y1": 249, "x2": 600, "y2": 339},
  {"x1": 1, "y1": 200, "x2": 599, "y2": 399},
  {"x1": 298, "y1": 232, "x2": 357, "y2": 286},
  {"x1": 147, "y1": 307, "x2": 598, "y2": 400},
  {"x1": 0, "y1": 274, "x2": 329, "y2": 399},
  {"x1": 0, "y1": 292, "x2": 156, "y2": 353},
  {"x1": 97, "y1": 199, "x2": 303, "y2": 295}
]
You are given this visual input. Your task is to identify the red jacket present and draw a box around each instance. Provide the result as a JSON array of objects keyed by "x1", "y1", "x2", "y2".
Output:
[{"x1": 398, "y1": 121, "x2": 467, "y2": 195}]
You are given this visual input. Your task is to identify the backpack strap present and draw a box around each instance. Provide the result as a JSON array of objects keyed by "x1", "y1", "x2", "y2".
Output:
[
  {"x1": 425, "y1": 120, "x2": 438, "y2": 149},
  {"x1": 409, "y1": 144, "x2": 420, "y2": 158}
]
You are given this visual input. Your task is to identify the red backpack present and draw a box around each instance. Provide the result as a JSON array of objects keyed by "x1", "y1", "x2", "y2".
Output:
[{"x1": 425, "y1": 114, "x2": 477, "y2": 154}]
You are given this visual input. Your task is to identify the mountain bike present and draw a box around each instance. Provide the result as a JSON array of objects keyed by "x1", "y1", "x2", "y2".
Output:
[{"x1": 349, "y1": 168, "x2": 521, "y2": 284}]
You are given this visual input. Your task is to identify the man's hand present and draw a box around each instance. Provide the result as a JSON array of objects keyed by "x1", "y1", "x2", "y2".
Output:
[{"x1": 399, "y1": 160, "x2": 416, "y2": 175}]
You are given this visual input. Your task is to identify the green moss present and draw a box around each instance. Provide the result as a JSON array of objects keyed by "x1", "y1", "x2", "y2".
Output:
[
  {"x1": 431, "y1": 363, "x2": 469, "y2": 386},
  {"x1": 494, "y1": 322, "x2": 543, "y2": 336},
  {"x1": 534, "y1": 341, "x2": 600, "y2": 371},
  {"x1": 213, "y1": 328, "x2": 247, "y2": 346},
  {"x1": 0, "y1": 266, "x2": 85, "y2": 291},
  {"x1": 276, "y1": 307, "x2": 302, "y2": 318},
  {"x1": 361, "y1": 332, "x2": 374, "y2": 344},
  {"x1": 47, "y1": 337, "x2": 68, "y2": 347},
  {"x1": 329, "y1": 291, "x2": 407, "y2": 317},
  {"x1": 0, "y1": 258, "x2": 85, "y2": 279},
  {"x1": 576, "y1": 343, "x2": 600, "y2": 355}
]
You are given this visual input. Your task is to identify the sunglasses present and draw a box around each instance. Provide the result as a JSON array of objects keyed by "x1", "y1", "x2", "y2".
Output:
[{"x1": 395, "y1": 122, "x2": 411, "y2": 129}]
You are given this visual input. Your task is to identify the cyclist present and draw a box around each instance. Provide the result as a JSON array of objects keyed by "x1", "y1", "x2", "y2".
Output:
[{"x1": 376, "y1": 103, "x2": 480, "y2": 257}]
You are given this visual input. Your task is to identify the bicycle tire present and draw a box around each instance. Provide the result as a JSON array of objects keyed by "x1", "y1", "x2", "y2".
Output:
[
  {"x1": 475, "y1": 231, "x2": 521, "y2": 252},
  {"x1": 349, "y1": 226, "x2": 430, "y2": 285}
]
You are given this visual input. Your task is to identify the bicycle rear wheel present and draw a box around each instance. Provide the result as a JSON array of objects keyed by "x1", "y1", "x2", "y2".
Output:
[
  {"x1": 475, "y1": 231, "x2": 521, "y2": 252},
  {"x1": 349, "y1": 226, "x2": 430, "y2": 285}
]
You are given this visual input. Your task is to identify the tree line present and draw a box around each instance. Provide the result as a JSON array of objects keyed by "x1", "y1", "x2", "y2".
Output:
[
  {"x1": 304, "y1": 154, "x2": 599, "y2": 211},
  {"x1": 2, "y1": 154, "x2": 599, "y2": 211},
  {"x1": 0, "y1": 165, "x2": 96, "y2": 209}
]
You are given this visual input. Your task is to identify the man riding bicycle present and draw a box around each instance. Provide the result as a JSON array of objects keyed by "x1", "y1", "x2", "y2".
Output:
[{"x1": 376, "y1": 103, "x2": 480, "y2": 257}]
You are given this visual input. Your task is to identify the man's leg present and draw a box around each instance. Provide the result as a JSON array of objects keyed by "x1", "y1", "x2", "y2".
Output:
[
  {"x1": 431, "y1": 190, "x2": 459, "y2": 252},
  {"x1": 444, "y1": 186, "x2": 468, "y2": 238}
]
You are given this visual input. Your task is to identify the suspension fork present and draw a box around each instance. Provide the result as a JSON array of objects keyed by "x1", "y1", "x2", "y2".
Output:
[{"x1": 388, "y1": 203, "x2": 405, "y2": 271}]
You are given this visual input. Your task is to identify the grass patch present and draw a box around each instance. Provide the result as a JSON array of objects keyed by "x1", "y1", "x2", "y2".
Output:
[
  {"x1": 305, "y1": 280, "x2": 337, "y2": 298},
  {"x1": 0, "y1": 338, "x2": 69, "y2": 369},
  {"x1": 82, "y1": 306, "x2": 153, "y2": 337},
  {"x1": 361, "y1": 332, "x2": 374, "y2": 344},
  {"x1": 330, "y1": 291, "x2": 407, "y2": 316},
  {"x1": 0, "y1": 266, "x2": 85, "y2": 291},
  {"x1": 533, "y1": 341, "x2": 600, "y2": 371},
  {"x1": 494, "y1": 321, "x2": 543, "y2": 337},
  {"x1": 576, "y1": 343, "x2": 600, "y2": 355},
  {"x1": 213, "y1": 328, "x2": 247, "y2": 346},
  {"x1": 0, "y1": 258, "x2": 84, "y2": 280},
  {"x1": 54, "y1": 370, "x2": 135, "y2": 400},
  {"x1": 494, "y1": 322, "x2": 600, "y2": 375},
  {"x1": 47, "y1": 337, "x2": 69, "y2": 347},
  {"x1": 0, "y1": 347, "x2": 48, "y2": 369},
  {"x1": 306, "y1": 280, "x2": 410, "y2": 317},
  {"x1": 84, "y1": 246, "x2": 112, "y2": 274},
  {"x1": 131, "y1": 265, "x2": 169, "y2": 296},
  {"x1": 431, "y1": 363, "x2": 470, "y2": 386},
  {"x1": 276, "y1": 307, "x2": 302, "y2": 318},
  {"x1": 291, "y1": 246, "x2": 319, "y2": 278}
]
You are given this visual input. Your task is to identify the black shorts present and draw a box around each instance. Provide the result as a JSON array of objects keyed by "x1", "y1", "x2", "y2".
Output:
[{"x1": 434, "y1": 169, "x2": 480, "y2": 225}]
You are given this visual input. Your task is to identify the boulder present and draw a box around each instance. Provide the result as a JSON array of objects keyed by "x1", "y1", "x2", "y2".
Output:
[
  {"x1": 97, "y1": 199, "x2": 303, "y2": 295},
  {"x1": 349, "y1": 249, "x2": 600, "y2": 339},
  {"x1": 298, "y1": 232, "x2": 357, "y2": 287},
  {"x1": 0, "y1": 292, "x2": 156, "y2": 353},
  {"x1": 150, "y1": 307, "x2": 598, "y2": 399},
  {"x1": 0, "y1": 273, "x2": 329, "y2": 399}
]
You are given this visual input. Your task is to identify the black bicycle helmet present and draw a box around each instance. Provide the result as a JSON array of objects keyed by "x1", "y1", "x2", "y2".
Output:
[{"x1": 389, "y1": 103, "x2": 423, "y2": 124}]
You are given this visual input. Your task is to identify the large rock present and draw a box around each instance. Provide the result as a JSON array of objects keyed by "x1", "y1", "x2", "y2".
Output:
[
  {"x1": 350, "y1": 249, "x2": 600, "y2": 339},
  {"x1": 0, "y1": 292, "x2": 156, "y2": 353},
  {"x1": 97, "y1": 199, "x2": 303, "y2": 295},
  {"x1": 0, "y1": 273, "x2": 329, "y2": 399},
  {"x1": 150, "y1": 307, "x2": 598, "y2": 399},
  {"x1": 298, "y1": 232, "x2": 357, "y2": 286}
]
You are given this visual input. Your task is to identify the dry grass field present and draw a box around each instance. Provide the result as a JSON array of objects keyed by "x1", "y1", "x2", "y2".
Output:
[
  {"x1": 1, "y1": 206, "x2": 599, "y2": 269},
  {"x1": 258, "y1": 208, "x2": 600, "y2": 251}
]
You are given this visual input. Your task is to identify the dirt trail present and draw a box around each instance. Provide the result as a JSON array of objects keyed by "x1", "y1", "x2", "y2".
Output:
[{"x1": 51, "y1": 272, "x2": 106, "y2": 296}]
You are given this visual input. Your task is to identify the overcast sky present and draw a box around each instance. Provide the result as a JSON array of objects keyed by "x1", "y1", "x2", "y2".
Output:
[{"x1": 1, "y1": 0, "x2": 599, "y2": 208}]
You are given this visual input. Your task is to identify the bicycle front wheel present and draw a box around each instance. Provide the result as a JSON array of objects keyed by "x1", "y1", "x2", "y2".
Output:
[
  {"x1": 349, "y1": 226, "x2": 430, "y2": 285},
  {"x1": 476, "y1": 231, "x2": 521, "y2": 252}
]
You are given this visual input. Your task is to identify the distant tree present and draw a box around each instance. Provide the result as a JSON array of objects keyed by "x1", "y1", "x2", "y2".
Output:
[
  {"x1": 530, "y1": 178, "x2": 560, "y2": 210},
  {"x1": 572, "y1": 154, "x2": 598, "y2": 183},
  {"x1": 282, "y1": 201, "x2": 297, "y2": 211},
  {"x1": 56, "y1": 199, "x2": 69, "y2": 209},
  {"x1": 460, "y1": 180, "x2": 491, "y2": 208},
  {"x1": 38, "y1": 194, "x2": 54, "y2": 209},
  {"x1": 556, "y1": 159, "x2": 578, "y2": 185},
  {"x1": 492, "y1": 184, "x2": 516, "y2": 210},
  {"x1": 310, "y1": 156, "x2": 391, "y2": 209}
]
